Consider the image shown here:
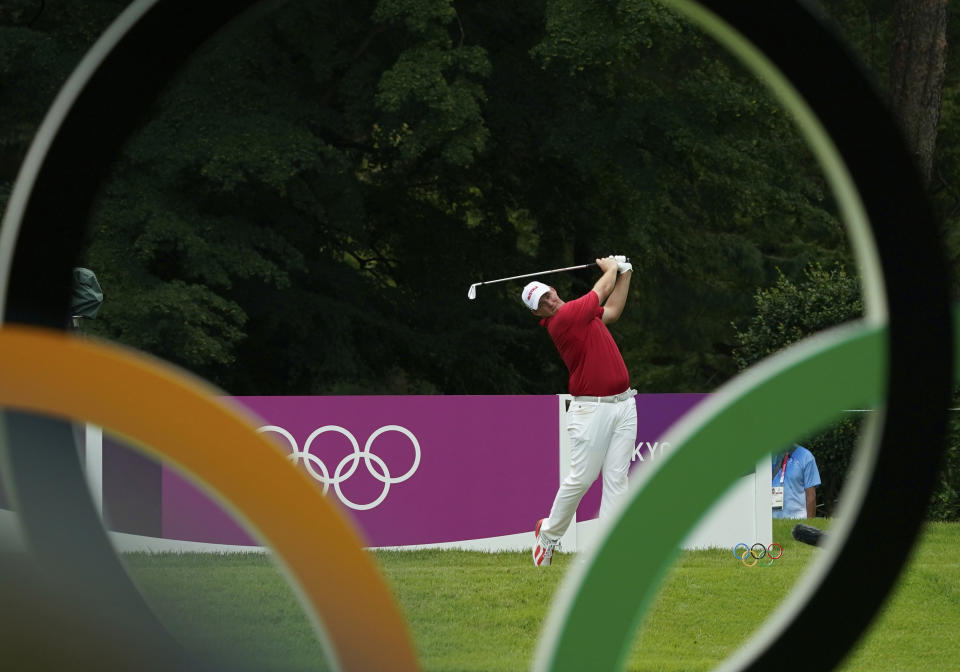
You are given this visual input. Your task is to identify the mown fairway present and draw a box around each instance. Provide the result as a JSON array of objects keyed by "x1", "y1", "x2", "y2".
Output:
[{"x1": 123, "y1": 519, "x2": 960, "y2": 671}]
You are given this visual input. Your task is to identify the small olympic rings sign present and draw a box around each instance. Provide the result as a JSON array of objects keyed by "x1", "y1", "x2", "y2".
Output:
[
  {"x1": 257, "y1": 424, "x2": 421, "y2": 511},
  {"x1": 733, "y1": 542, "x2": 783, "y2": 567}
]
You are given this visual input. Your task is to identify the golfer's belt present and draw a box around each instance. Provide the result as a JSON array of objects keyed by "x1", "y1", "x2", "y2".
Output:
[{"x1": 572, "y1": 389, "x2": 638, "y2": 404}]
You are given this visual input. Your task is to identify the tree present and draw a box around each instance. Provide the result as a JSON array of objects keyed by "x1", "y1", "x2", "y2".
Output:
[
  {"x1": 889, "y1": 0, "x2": 948, "y2": 188},
  {"x1": 818, "y1": 1, "x2": 958, "y2": 294},
  {"x1": 76, "y1": 0, "x2": 511, "y2": 394},
  {"x1": 0, "y1": 1, "x2": 131, "y2": 193},
  {"x1": 732, "y1": 264, "x2": 863, "y2": 369}
]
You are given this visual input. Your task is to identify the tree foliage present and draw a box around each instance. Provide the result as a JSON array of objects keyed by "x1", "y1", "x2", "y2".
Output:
[
  {"x1": 0, "y1": 0, "x2": 956, "y2": 406},
  {"x1": 732, "y1": 264, "x2": 863, "y2": 370}
]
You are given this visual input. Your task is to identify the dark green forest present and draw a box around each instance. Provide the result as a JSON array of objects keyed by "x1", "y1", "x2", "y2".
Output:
[{"x1": 2, "y1": 0, "x2": 958, "y2": 397}]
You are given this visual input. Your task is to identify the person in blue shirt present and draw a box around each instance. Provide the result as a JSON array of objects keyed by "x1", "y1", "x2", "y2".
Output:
[{"x1": 771, "y1": 444, "x2": 821, "y2": 519}]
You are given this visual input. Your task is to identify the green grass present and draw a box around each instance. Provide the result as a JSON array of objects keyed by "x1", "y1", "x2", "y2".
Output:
[
  {"x1": 122, "y1": 552, "x2": 328, "y2": 671},
  {"x1": 123, "y1": 520, "x2": 960, "y2": 671},
  {"x1": 839, "y1": 521, "x2": 960, "y2": 671}
]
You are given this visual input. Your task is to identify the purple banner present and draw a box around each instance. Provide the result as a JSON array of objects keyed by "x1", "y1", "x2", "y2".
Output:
[
  {"x1": 161, "y1": 396, "x2": 560, "y2": 547},
  {"x1": 2, "y1": 394, "x2": 713, "y2": 546}
]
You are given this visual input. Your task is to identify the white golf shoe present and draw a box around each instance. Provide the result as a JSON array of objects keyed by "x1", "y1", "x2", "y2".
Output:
[{"x1": 532, "y1": 518, "x2": 558, "y2": 567}]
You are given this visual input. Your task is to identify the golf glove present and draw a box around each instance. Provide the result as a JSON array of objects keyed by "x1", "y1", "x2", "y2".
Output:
[{"x1": 607, "y1": 254, "x2": 630, "y2": 274}]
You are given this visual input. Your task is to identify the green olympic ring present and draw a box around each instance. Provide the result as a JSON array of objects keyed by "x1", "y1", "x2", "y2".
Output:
[{"x1": 533, "y1": 2, "x2": 951, "y2": 671}]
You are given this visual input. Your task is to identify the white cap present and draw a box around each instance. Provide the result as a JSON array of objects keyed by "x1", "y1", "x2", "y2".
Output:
[{"x1": 521, "y1": 281, "x2": 550, "y2": 311}]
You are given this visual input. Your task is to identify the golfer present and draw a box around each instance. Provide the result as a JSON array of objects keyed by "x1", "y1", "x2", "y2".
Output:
[{"x1": 523, "y1": 255, "x2": 636, "y2": 567}]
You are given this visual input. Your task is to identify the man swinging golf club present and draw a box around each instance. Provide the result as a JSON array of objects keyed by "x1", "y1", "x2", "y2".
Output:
[{"x1": 523, "y1": 255, "x2": 636, "y2": 567}]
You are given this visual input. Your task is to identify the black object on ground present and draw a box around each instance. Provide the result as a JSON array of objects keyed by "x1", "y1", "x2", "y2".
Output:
[{"x1": 792, "y1": 523, "x2": 828, "y2": 547}]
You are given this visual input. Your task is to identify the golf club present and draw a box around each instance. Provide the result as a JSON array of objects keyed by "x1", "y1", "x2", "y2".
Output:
[{"x1": 467, "y1": 261, "x2": 614, "y2": 300}]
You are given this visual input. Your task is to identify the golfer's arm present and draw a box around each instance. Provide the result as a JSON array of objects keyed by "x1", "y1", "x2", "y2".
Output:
[
  {"x1": 601, "y1": 270, "x2": 632, "y2": 325},
  {"x1": 591, "y1": 263, "x2": 618, "y2": 302},
  {"x1": 805, "y1": 487, "x2": 817, "y2": 518}
]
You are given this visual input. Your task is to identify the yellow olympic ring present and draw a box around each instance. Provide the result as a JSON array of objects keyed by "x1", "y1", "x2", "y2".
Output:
[{"x1": 0, "y1": 325, "x2": 418, "y2": 671}]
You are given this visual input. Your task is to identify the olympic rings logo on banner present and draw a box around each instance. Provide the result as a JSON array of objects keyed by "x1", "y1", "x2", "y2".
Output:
[
  {"x1": 733, "y1": 542, "x2": 784, "y2": 567},
  {"x1": 257, "y1": 425, "x2": 421, "y2": 511}
]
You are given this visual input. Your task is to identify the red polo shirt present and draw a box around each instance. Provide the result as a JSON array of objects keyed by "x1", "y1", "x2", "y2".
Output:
[{"x1": 540, "y1": 291, "x2": 630, "y2": 396}]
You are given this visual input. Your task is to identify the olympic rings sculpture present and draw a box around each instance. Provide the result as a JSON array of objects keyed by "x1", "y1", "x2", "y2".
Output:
[
  {"x1": 733, "y1": 542, "x2": 784, "y2": 568},
  {"x1": 0, "y1": 1, "x2": 951, "y2": 671},
  {"x1": 256, "y1": 425, "x2": 421, "y2": 510}
]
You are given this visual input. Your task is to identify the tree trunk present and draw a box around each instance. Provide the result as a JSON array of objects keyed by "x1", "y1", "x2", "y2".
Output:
[{"x1": 889, "y1": 0, "x2": 947, "y2": 188}]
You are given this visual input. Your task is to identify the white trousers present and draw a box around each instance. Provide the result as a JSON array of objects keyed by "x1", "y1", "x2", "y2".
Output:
[{"x1": 539, "y1": 396, "x2": 638, "y2": 541}]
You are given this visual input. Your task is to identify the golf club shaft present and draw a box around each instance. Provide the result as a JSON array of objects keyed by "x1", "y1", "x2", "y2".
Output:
[{"x1": 475, "y1": 262, "x2": 596, "y2": 287}]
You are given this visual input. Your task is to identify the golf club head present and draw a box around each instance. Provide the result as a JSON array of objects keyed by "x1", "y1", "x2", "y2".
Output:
[{"x1": 467, "y1": 284, "x2": 477, "y2": 300}]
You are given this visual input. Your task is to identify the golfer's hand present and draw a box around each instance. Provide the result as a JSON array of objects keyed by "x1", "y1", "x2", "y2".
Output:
[{"x1": 597, "y1": 257, "x2": 619, "y2": 273}]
